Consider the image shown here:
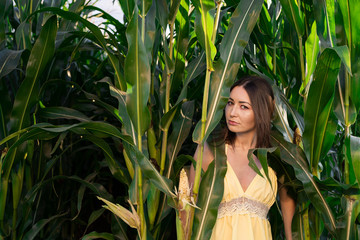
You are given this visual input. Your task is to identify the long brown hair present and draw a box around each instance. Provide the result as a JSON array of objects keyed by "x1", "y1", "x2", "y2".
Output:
[{"x1": 225, "y1": 76, "x2": 275, "y2": 148}]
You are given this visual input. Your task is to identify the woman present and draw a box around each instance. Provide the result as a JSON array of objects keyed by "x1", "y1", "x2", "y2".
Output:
[{"x1": 190, "y1": 76, "x2": 295, "y2": 239}]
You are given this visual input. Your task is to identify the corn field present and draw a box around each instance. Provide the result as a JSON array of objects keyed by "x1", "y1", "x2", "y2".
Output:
[{"x1": 0, "y1": 0, "x2": 359, "y2": 239}]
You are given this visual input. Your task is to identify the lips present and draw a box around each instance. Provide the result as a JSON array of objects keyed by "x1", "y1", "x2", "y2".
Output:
[{"x1": 228, "y1": 120, "x2": 239, "y2": 126}]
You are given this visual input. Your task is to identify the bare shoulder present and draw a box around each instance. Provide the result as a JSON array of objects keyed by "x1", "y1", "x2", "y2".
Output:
[{"x1": 194, "y1": 142, "x2": 214, "y2": 172}]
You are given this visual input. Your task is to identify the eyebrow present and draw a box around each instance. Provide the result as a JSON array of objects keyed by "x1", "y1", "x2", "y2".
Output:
[{"x1": 228, "y1": 97, "x2": 252, "y2": 106}]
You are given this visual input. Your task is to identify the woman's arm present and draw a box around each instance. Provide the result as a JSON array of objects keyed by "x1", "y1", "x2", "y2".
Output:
[
  {"x1": 189, "y1": 142, "x2": 214, "y2": 189},
  {"x1": 279, "y1": 186, "x2": 296, "y2": 240}
]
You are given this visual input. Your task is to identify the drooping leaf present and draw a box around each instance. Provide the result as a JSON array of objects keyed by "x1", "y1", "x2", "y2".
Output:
[
  {"x1": 248, "y1": 147, "x2": 277, "y2": 184},
  {"x1": 23, "y1": 212, "x2": 68, "y2": 240},
  {"x1": 24, "y1": 175, "x2": 114, "y2": 207},
  {"x1": 0, "y1": 49, "x2": 24, "y2": 78},
  {"x1": 302, "y1": 48, "x2": 341, "y2": 173},
  {"x1": 271, "y1": 131, "x2": 336, "y2": 235},
  {"x1": 84, "y1": 209, "x2": 105, "y2": 233},
  {"x1": 38, "y1": 107, "x2": 91, "y2": 122},
  {"x1": 15, "y1": 22, "x2": 32, "y2": 50},
  {"x1": 193, "y1": 0, "x2": 264, "y2": 143}
]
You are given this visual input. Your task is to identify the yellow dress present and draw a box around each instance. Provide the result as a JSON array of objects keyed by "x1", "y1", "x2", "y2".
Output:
[{"x1": 210, "y1": 149, "x2": 278, "y2": 240}]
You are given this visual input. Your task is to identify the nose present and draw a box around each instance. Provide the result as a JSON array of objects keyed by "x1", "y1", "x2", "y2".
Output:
[{"x1": 229, "y1": 105, "x2": 238, "y2": 117}]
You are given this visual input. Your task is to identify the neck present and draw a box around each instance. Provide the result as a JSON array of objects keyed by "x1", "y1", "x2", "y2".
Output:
[{"x1": 232, "y1": 130, "x2": 256, "y2": 151}]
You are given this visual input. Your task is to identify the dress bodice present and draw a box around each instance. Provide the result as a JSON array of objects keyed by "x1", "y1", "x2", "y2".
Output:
[{"x1": 210, "y1": 146, "x2": 278, "y2": 240}]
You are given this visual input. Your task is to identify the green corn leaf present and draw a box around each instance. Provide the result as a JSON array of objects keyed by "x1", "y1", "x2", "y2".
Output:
[
  {"x1": 15, "y1": 22, "x2": 32, "y2": 50},
  {"x1": 125, "y1": 6, "x2": 151, "y2": 139},
  {"x1": 0, "y1": 81, "x2": 11, "y2": 141},
  {"x1": 0, "y1": 15, "x2": 58, "y2": 222},
  {"x1": 38, "y1": 107, "x2": 91, "y2": 122},
  {"x1": 32, "y1": 7, "x2": 126, "y2": 91},
  {"x1": 144, "y1": 3, "x2": 156, "y2": 63},
  {"x1": 279, "y1": 0, "x2": 304, "y2": 36},
  {"x1": 313, "y1": 0, "x2": 336, "y2": 47},
  {"x1": 11, "y1": 159, "x2": 24, "y2": 212},
  {"x1": 147, "y1": 183, "x2": 160, "y2": 227},
  {"x1": 340, "y1": 195, "x2": 360, "y2": 240},
  {"x1": 71, "y1": 122, "x2": 133, "y2": 144},
  {"x1": 168, "y1": 0, "x2": 182, "y2": 24},
  {"x1": 192, "y1": 142, "x2": 227, "y2": 240},
  {"x1": 141, "y1": 0, "x2": 153, "y2": 16},
  {"x1": 248, "y1": 147, "x2": 277, "y2": 183},
  {"x1": 271, "y1": 131, "x2": 336, "y2": 235},
  {"x1": 278, "y1": 91, "x2": 305, "y2": 134},
  {"x1": 348, "y1": 135, "x2": 360, "y2": 188},
  {"x1": 193, "y1": 0, "x2": 264, "y2": 144},
  {"x1": 160, "y1": 101, "x2": 183, "y2": 131},
  {"x1": 166, "y1": 101, "x2": 194, "y2": 178},
  {"x1": 301, "y1": 22, "x2": 320, "y2": 95},
  {"x1": 331, "y1": 45, "x2": 351, "y2": 75},
  {"x1": 0, "y1": 0, "x2": 7, "y2": 47},
  {"x1": 119, "y1": 0, "x2": 135, "y2": 21},
  {"x1": 84, "y1": 5, "x2": 125, "y2": 30},
  {"x1": 124, "y1": 143, "x2": 175, "y2": 199},
  {"x1": 9, "y1": 15, "x2": 57, "y2": 134},
  {"x1": 0, "y1": 49, "x2": 24, "y2": 78},
  {"x1": 73, "y1": 172, "x2": 97, "y2": 220},
  {"x1": 302, "y1": 48, "x2": 341, "y2": 173},
  {"x1": 273, "y1": 89, "x2": 294, "y2": 142},
  {"x1": 176, "y1": 52, "x2": 206, "y2": 104},
  {"x1": 82, "y1": 231, "x2": 115, "y2": 240},
  {"x1": 109, "y1": 85, "x2": 136, "y2": 142},
  {"x1": 171, "y1": 0, "x2": 189, "y2": 97},
  {"x1": 84, "y1": 135, "x2": 131, "y2": 186},
  {"x1": 24, "y1": 175, "x2": 114, "y2": 207},
  {"x1": 84, "y1": 209, "x2": 106, "y2": 233},
  {"x1": 338, "y1": 0, "x2": 360, "y2": 111},
  {"x1": 155, "y1": 0, "x2": 169, "y2": 29},
  {"x1": 22, "y1": 212, "x2": 68, "y2": 240},
  {"x1": 82, "y1": 87, "x2": 122, "y2": 123},
  {"x1": 192, "y1": 0, "x2": 216, "y2": 69}
]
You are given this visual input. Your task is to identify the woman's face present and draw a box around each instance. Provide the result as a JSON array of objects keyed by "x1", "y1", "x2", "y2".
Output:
[{"x1": 225, "y1": 86, "x2": 256, "y2": 135}]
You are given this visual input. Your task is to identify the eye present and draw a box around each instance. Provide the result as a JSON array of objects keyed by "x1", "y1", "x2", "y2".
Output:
[
  {"x1": 240, "y1": 105, "x2": 248, "y2": 109},
  {"x1": 227, "y1": 101, "x2": 234, "y2": 106}
]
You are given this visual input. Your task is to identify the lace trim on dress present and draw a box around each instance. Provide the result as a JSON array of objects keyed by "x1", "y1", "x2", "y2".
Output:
[{"x1": 217, "y1": 196, "x2": 269, "y2": 219}]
